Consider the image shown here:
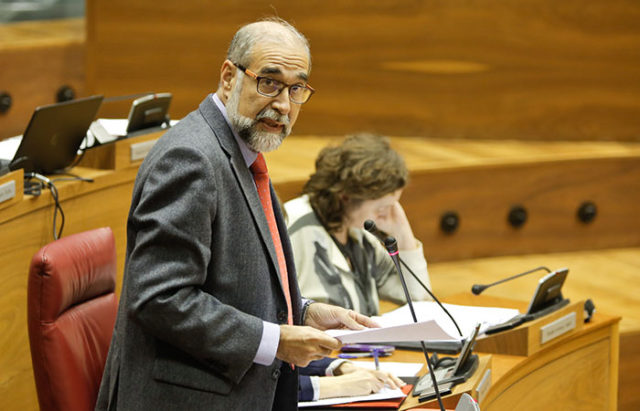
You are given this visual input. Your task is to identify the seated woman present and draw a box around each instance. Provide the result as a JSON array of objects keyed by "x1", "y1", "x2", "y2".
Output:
[
  {"x1": 285, "y1": 133, "x2": 431, "y2": 317},
  {"x1": 299, "y1": 357, "x2": 405, "y2": 401}
]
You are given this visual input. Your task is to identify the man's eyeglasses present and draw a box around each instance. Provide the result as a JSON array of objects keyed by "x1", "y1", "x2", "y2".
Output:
[{"x1": 233, "y1": 63, "x2": 315, "y2": 104}]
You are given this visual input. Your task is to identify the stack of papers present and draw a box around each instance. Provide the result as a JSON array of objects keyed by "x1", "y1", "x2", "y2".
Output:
[
  {"x1": 88, "y1": 119, "x2": 179, "y2": 146},
  {"x1": 0, "y1": 135, "x2": 22, "y2": 162},
  {"x1": 304, "y1": 302, "x2": 519, "y2": 407},
  {"x1": 298, "y1": 386, "x2": 407, "y2": 408},
  {"x1": 324, "y1": 302, "x2": 520, "y2": 344},
  {"x1": 374, "y1": 301, "x2": 520, "y2": 338},
  {"x1": 326, "y1": 320, "x2": 457, "y2": 343}
]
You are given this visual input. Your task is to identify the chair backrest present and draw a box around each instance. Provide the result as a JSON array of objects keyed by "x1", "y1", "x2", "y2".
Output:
[{"x1": 27, "y1": 227, "x2": 118, "y2": 411}]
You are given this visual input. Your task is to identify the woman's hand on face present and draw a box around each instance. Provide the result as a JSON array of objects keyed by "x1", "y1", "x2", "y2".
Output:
[{"x1": 375, "y1": 202, "x2": 417, "y2": 251}]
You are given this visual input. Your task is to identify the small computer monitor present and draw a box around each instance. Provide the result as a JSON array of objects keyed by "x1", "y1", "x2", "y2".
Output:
[
  {"x1": 451, "y1": 323, "x2": 481, "y2": 375},
  {"x1": 9, "y1": 95, "x2": 103, "y2": 174},
  {"x1": 526, "y1": 268, "x2": 569, "y2": 315},
  {"x1": 126, "y1": 93, "x2": 171, "y2": 133}
]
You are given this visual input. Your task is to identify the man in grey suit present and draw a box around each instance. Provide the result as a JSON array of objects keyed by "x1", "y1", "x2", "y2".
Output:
[{"x1": 96, "y1": 18, "x2": 377, "y2": 410}]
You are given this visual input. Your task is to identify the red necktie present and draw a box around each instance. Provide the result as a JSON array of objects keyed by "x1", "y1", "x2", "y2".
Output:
[{"x1": 250, "y1": 153, "x2": 293, "y2": 326}]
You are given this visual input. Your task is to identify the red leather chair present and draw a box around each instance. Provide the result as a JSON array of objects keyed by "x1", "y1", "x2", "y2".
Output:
[{"x1": 27, "y1": 227, "x2": 118, "y2": 411}]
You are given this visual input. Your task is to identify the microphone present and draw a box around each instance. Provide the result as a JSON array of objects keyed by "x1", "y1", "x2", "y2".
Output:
[
  {"x1": 471, "y1": 266, "x2": 551, "y2": 295},
  {"x1": 384, "y1": 236, "x2": 446, "y2": 411},
  {"x1": 364, "y1": 219, "x2": 386, "y2": 242},
  {"x1": 364, "y1": 220, "x2": 463, "y2": 337}
]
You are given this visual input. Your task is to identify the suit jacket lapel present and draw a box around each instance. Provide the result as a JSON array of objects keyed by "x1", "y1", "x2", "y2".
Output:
[{"x1": 198, "y1": 96, "x2": 285, "y2": 292}]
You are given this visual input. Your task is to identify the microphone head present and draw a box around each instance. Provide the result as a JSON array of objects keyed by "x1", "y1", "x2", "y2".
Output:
[
  {"x1": 384, "y1": 236, "x2": 398, "y2": 253},
  {"x1": 363, "y1": 219, "x2": 377, "y2": 233},
  {"x1": 471, "y1": 284, "x2": 486, "y2": 295}
]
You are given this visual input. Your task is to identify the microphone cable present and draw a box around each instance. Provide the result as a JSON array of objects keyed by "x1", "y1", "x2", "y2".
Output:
[{"x1": 25, "y1": 172, "x2": 94, "y2": 240}]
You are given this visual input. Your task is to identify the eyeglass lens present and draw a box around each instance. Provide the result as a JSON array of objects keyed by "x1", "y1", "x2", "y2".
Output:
[{"x1": 257, "y1": 78, "x2": 311, "y2": 103}]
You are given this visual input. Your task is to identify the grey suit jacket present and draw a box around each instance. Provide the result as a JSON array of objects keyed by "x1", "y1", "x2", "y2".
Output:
[{"x1": 96, "y1": 95, "x2": 302, "y2": 410}]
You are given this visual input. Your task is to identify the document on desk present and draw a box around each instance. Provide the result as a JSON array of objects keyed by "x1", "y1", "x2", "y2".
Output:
[
  {"x1": 354, "y1": 361, "x2": 424, "y2": 378},
  {"x1": 0, "y1": 135, "x2": 22, "y2": 161},
  {"x1": 326, "y1": 320, "x2": 457, "y2": 343},
  {"x1": 375, "y1": 301, "x2": 521, "y2": 337},
  {"x1": 298, "y1": 386, "x2": 406, "y2": 408},
  {"x1": 90, "y1": 118, "x2": 181, "y2": 145}
]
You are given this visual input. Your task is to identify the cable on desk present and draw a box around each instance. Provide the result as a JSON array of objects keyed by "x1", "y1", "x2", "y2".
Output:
[{"x1": 25, "y1": 173, "x2": 94, "y2": 240}]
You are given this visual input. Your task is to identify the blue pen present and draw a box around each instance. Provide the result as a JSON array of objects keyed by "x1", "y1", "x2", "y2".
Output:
[
  {"x1": 337, "y1": 353, "x2": 372, "y2": 359},
  {"x1": 372, "y1": 349, "x2": 380, "y2": 371},
  {"x1": 337, "y1": 351, "x2": 391, "y2": 359},
  {"x1": 341, "y1": 344, "x2": 395, "y2": 354}
]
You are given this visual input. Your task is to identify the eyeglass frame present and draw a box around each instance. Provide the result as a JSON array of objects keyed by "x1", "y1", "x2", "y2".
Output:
[{"x1": 233, "y1": 62, "x2": 315, "y2": 104}]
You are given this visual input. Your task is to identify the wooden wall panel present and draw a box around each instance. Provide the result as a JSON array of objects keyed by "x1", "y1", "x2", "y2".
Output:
[
  {"x1": 403, "y1": 157, "x2": 640, "y2": 262},
  {"x1": 87, "y1": 0, "x2": 640, "y2": 141},
  {"x1": 0, "y1": 19, "x2": 85, "y2": 140}
]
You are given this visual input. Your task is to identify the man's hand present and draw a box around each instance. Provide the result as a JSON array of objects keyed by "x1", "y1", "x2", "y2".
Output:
[
  {"x1": 304, "y1": 302, "x2": 380, "y2": 331},
  {"x1": 276, "y1": 325, "x2": 342, "y2": 367},
  {"x1": 319, "y1": 362, "x2": 406, "y2": 399}
]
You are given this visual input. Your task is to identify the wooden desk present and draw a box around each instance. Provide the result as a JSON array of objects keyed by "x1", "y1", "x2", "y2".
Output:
[
  {"x1": 380, "y1": 295, "x2": 619, "y2": 410},
  {"x1": 0, "y1": 136, "x2": 632, "y2": 410}
]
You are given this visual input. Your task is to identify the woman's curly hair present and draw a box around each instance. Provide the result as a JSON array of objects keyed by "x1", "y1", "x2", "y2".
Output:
[{"x1": 303, "y1": 133, "x2": 408, "y2": 232}]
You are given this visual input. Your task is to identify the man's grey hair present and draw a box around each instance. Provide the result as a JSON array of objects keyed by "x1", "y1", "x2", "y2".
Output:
[{"x1": 226, "y1": 17, "x2": 311, "y2": 71}]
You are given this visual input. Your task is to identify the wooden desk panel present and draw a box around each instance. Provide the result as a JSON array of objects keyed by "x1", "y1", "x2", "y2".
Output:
[
  {"x1": 483, "y1": 320, "x2": 618, "y2": 410},
  {"x1": 384, "y1": 298, "x2": 619, "y2": 410}
]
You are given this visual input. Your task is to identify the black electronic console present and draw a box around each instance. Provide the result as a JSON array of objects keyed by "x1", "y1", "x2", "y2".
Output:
[
  {"x1": 484, "y1": 268, "x2": 570, "y2": 335},
  {"x1": 413, "y1": 323, "x2": 481, "y2": 402}
]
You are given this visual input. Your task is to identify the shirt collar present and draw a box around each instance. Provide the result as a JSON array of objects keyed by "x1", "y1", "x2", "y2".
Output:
[{"x1": 212, "y1": 93, "x2": 257, "y2": 167}]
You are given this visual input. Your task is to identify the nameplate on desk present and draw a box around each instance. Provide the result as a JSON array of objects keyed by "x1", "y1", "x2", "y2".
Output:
[
  {"x1": 130, "y1": 139, "x2": 158, "y2": 162},
  {"x1": 0, "y1": 180, "x2": 16, "y2": 204},
  {"x1": 540, "y1": 311, "x2": 576, "y2": 345},
  {"x1": 475, "y1": 368, "x2": 491, "y2": 404}
]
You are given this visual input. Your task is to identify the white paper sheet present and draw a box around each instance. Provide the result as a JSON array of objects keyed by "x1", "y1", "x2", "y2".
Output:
[
  {"x1": 374, "y1": 301, "x2": 520, "y2": 337},
  {"x1": 326, "y1": 320, "x2": 457, "y2": 343},
  {"x1": 298, "y1": 386, "x2": 406, "y2": 408},
  {"x1": 0, "y1": 135, "x2": 22, "y2": 161},
  {"x1": 96, "y1": 118, "x2": 129, "y2": 137},
  {"x1": 353, "y1": 361, "x2": 424, "y2": 377}
]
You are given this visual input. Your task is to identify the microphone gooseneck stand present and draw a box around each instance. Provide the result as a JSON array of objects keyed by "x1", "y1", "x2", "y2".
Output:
[
  {"x1": 471, "y1": 266, "x2": 551, "y2": 295},
  {"x1": 363, "y1": 219, "x2": 463, "y2": 337},
  {"x1": 384, "y1": 236, "x2": 446, "y2": 411}
]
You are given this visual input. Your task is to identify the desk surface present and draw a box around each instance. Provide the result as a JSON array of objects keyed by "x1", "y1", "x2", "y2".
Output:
[
  {"x1": 376, "y1": 294, "x2": 620, "y2": 410},
  {"x1": 0, "y1": 135, "x2": 634, "y2": 410}
]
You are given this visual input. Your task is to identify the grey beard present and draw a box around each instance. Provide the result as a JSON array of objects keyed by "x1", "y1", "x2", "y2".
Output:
[
  {"x1": 226, "y1": 79, "x2": 291, "y2": 153},
  {"x1": 234, "y1": 114, "x2": 288, "y2": 153}
]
